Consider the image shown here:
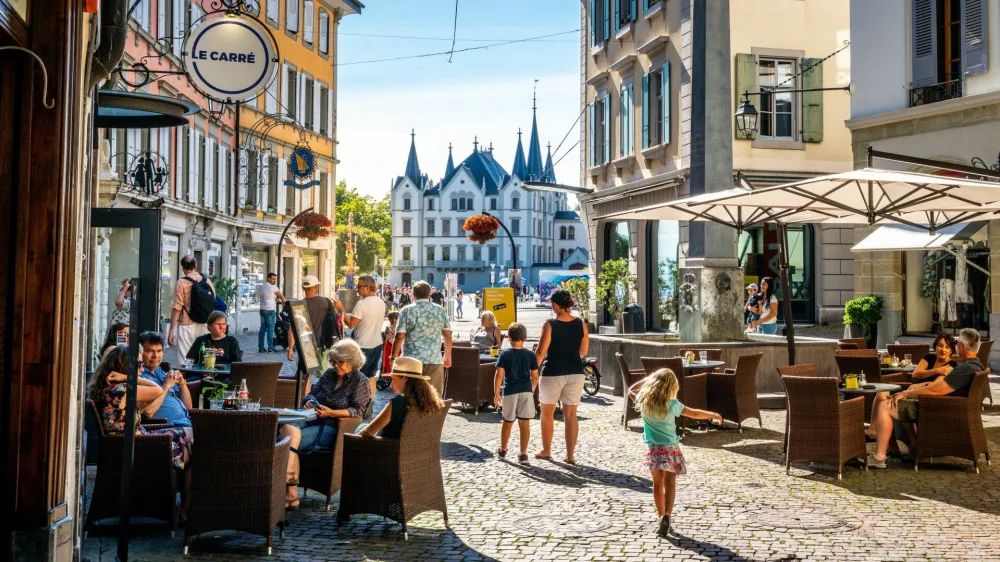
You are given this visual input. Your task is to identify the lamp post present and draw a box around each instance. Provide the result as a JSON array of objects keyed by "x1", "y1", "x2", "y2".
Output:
[
  {"x1": 734, "y1": 85, "x2": 852, "y2": 141},
  {"x1": 378, "y1": 257, "x2": 387, "y2": 285}
]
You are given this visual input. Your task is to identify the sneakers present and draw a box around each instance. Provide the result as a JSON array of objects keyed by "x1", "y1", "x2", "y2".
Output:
[
  {"x1": 517, "y1": 453, "x2": 529, "y2": 464},
  {"x1": 496, "y1": 447, "x2": 507, "y2": 459},
  {"x1": 867, "y1": 452, "x2": 887, "y2": 469},
  {"x1": 657, "y1": 514, "x2": 671, "y2": 537}
]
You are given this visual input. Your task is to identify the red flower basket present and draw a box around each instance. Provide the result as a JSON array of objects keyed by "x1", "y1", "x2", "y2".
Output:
[
  {"x1": 463, "y1": 214, "x2": 501, "y2": 244},
  {"x1": 294, "y1": 211, "x2": 332, "y2": 240}
]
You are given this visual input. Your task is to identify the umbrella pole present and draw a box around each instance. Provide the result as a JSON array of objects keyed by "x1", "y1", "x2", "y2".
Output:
[{"x1": 777, "y1": 224, "x2": 796, "y2": 365}]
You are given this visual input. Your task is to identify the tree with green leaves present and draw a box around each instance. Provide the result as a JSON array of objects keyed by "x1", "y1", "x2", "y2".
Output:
[
  {"x1": 333, "y1": 224, "x2": 385, "y2": 285},
  {"x1": 333, "y1": 181, "x2": 392, "y2": 278},
  {"x1": 597, "y1": 258, "x2": 637, "y2": 326}
]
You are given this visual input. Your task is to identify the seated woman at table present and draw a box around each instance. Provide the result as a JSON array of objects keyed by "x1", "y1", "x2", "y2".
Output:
[
  {"x1": 360, "y1": 356, "x2": 446, "y2": 438},
  {"x1": 279, "y1": 339, "x2": 371, "y2": 510},
  {"x1": 472, "y1": 311, "x2": 502, "y2": 352},
  {"x1": 867, "y1": 334, "x2": 956, "y2": 439}
]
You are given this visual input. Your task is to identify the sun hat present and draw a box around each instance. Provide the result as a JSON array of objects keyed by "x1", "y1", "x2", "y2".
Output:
[
  {"x1": 386, "y1": 356, "x2": 429, "y2": 380},
  {"x1": 302, "y1": 275, "x2": 321, "y2": 288}
]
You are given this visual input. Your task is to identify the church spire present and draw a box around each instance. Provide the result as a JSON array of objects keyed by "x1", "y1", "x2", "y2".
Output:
[
  {"x1": 473, "y1": 136, "x2": 479, "y2": 151},
  {"x1": 511, "y1": 128, "x2": 527, "y2": 179},
  {"x1": 404, "y1": 129, "x2": 422, "y2": 186},
  {"x1": 525, "y1": 85, "x2": 544, "y2": 181},
  {"x1": 444, "y1": 143, "x2": 455, "y2": 177},
  {"x1": 543, "y1": 142, "x2": 556, "y2": 183}
]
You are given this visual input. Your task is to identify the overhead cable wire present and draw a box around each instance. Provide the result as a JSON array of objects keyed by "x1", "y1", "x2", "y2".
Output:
[
  {"x1": 447, "y1": 0, "x2": 460, "y2": 63},
  {"x1": 551, "y1": 106, "x2": 586, "y2": 157},
  {"x1": 339, "y1": 31, "x2": 579, "y2": 42},
  {"x1": 553, "y1": 140, "x2": 580, "y2": 168},
  {"x1": 338, "y1": 29, "x2": 579, "y2": 66}
]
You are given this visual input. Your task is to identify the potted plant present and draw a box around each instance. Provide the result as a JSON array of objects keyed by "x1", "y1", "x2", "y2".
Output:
[
  {"x1": 462, "y1": 214, "x2": 501, "y2": 244},
  {"x1": 843, "y1": 294, "x2": 883, "y2": 348},
  {"x1": 210, "y1": 275, "x2": 239, "y2": 315},
  {"x1": 565, "y1": 277, "x2": 596, "y2": 333},
  {"x1": 294, "y1": 211, "x2": 332, "y2": 241},
  {"x1": 203, "y1": 382, "x2": 228, "y2": 410},
  {"x1": 597, "y1": 258, "x2": 637, "y2": 332}
]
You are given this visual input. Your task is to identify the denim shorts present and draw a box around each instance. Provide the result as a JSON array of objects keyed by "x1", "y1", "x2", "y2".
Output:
[
  {"x1": 757, "y1": 322, "x2": 778, "y2": 335},
  {"x1": 292, "y1": 419, "x2": 340, "y2": 453}
]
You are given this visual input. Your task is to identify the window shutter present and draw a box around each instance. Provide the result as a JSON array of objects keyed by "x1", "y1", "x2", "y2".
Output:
[
  {"x1": 205, "y1": 138, "x2": 215, "y2": 208},
  {"x1": 173, "y1": 0, "x2": 183, "y2": 57},
  {"x1": 620, "y1": 84, "x2": 626, "y2": 156},
  {"x1": 641, "y1": 74, "x2": 649, "y2": 148},
  {"x1": 312, "y1": 81, "x2": 321, "y2": 133},
  {"x1": 237, "y1": 148, "x2": 247, "y2": 208},
  {"x1": 157, "y1": 3, "x2": 165, "y2": 42},
  {"x1": 661, "y1": 61, "x2": 670, "y2": 145},
  {"x1": 961, "y1": 0, "x2": 988, "y2": 76},
  {"x1": 277, "y1": 157, "x2": 287, "y2": 213},
  {"x1": 911, "y1": 0, "x2": 937, "y2": 88},
  {"x1": 266, "y1": 78, "x2": 277, "y2": 114},
  {"x1": 217, "y1": 140, "x2": 227, "y2": 212},
  {"x1": 614, "y1": 0, "x2": 620, "y2": 32},
  {"x1": 603, "y1": 0, "x2": 611, "y2": 41},
  {"x1": 304, "y1": 1, "x2": 314, "y2": 43},
  {"x1": 261, "y1": 152, "x2": 271, "y2": 211},
  {"x1": 734, "y1": 53, "x2": 758, "y2": 139},
  {"x1": 630, "y1": 0, "x2": 637, "y2": 21},
  {"x1": 280, "y1": 66, "x2": 289, "y2": 114},
  {"x1": 590, "y1": 0, "x2": 597, "y2": 46},
  {"x1": 187, "y1": 128, "x2": 197, "y2": 203},
  {"x1": 800, "y1": 58, "x2": 824, "y2": 143},
  {"x1": 327, "y1": 88, "x2": 334, "y2": 137},
  {"x1": 588, "y1": 101, "x2": 596, "y2": 167},
  {"x1": 287, "y1": 0, "x2": 298, "y2": 32},
  {"x1": 603, "y1": 92, "x2": 611, "y2": 164},
  {"x1": 297, "y1": 73, "x2": 306, "y2": 123}
]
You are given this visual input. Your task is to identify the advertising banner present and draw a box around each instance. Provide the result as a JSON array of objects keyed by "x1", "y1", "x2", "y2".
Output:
[
  {"x1": 538, "y1": 270, "x2": 589, "y2": 302},
  {"x1": 483, "y1": 287, "x2": 516, "y2": 329}
]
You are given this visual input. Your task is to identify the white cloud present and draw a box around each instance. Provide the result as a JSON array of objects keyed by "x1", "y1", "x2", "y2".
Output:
[{"x1": 336, "y1": 72, "x2": 582, "y2": 199}]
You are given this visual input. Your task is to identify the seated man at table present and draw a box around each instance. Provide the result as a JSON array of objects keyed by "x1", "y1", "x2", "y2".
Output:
[
  {"x1": 186, "y1": 311, "x2": 242, "y2": 367},
  {"x1": 139, "y1": 331, "x2": 194, "y2": 441},
  {"x1": 868, "y1": 328, "x2": 983, "y2": 469}
]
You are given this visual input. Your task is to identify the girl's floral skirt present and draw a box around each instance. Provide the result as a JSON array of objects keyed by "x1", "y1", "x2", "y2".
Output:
[{"x1": 644, "y1": 444, "x2": 687, "y2": 475}]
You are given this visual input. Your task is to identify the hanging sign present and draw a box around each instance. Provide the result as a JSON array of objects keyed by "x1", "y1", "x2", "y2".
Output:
[
  {"x1": 183, "y1": 15, "x2": 278, "y2": 102},
  {"x1": 284, "y1": 145, "x2": 321, "y2": 189}
]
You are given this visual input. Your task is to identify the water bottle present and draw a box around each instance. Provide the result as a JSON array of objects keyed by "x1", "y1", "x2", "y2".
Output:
[{"x1": 239, "y1": 378, "x2": 249, "y2": 409}]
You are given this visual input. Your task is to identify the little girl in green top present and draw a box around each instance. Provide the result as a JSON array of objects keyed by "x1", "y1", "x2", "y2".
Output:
[{"x1": 629, "y1": 367, "x2": 721, "y2": 538}]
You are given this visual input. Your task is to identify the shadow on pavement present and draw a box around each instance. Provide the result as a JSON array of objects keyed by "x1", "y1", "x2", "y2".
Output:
[
  {"x1": 440, "y1": 442, "x2": 494, "y2": 463},
  {"x1": 666, "y1": 529, "x2": 776, "y2": 562},
  {"x1": 511, "y1": 459, "x2": 653, "y2": 491}
]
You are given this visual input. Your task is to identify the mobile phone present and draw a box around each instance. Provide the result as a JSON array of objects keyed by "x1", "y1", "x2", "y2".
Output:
[{"x1": 307, "y1": 399, "x2": 319, "y2": 409}]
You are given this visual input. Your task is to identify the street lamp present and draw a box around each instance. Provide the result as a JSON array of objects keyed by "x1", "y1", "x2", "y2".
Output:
[
  {"x1": 734, "y1": 91, "x2": 759, "y2": 141},
  {"x1": 378, "y1": 257, "x2": 387, "y2": 284}
]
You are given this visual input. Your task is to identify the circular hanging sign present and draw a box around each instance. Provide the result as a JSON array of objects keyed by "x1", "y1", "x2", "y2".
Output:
[
  {"x1": 183, "y1": 15, "x2": 278, "y2": 102},
  {"x1": 289, "y1": 146, "x2": 316, "y2": 179}
]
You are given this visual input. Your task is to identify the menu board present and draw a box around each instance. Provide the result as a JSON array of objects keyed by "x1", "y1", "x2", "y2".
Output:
[{"x1": 289, "y1": 301, "x2": 323, "y2": 376}]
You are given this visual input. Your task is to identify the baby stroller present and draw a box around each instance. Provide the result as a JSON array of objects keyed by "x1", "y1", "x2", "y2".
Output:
[{"x1": 274, "y1": 303, "x2": 291, "y2": 350}]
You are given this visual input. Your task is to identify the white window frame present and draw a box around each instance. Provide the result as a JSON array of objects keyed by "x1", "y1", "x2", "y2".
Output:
[
  {"x1": 303, "y1": 1, "x2": 315, "y2": 44},
  {"x1": 286, "y1": 0, "x2": 299, "y2": 32},
  {"x1": 402, "y1": 219, "x2": 411, "y2": 236},
  {"x1": 266, "y1": 0, "x2": 279, "y2": 23},
  {"x1": 403, "y1": 197, "x2": 411, "y2": 211},
  {"x1": 757, "y1": 57, "x2": 797, "y2": 141}
]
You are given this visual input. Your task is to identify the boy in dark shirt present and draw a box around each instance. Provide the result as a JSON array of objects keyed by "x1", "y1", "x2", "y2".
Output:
[
  {"x1": 493, "y1": 322, "x2": 539, "y2": 464},
  {"x1": 186, "y1": 310, "x2": 243, "y2": 368}
]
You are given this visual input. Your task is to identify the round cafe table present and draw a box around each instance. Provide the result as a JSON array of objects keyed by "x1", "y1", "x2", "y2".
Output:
[
  {"x1": 682, "y1": 360, "x2": 726, "y2": 373},
  {"x1": 480, "y1": 354, "x2": 498, "y2": 363},
  {"x1": 839, "y1": 382, "x2": 902, "y2": 397},
  {"x1": 880, "y1": 365, "x2": 916, "y2": 374}
]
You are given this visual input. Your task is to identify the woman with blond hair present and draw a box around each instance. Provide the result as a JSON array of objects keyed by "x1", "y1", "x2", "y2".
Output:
[
  {"x1": 629, "y1": 367, "x2": 721, "y2": 537},
  {"x1": 472, "y1": 310, "x2": 502, "y2": 352}
]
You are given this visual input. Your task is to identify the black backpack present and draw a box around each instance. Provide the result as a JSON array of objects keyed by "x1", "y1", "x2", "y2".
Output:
[{"x1": 183, "y1": 275, "x2": 216, "y2": 324}]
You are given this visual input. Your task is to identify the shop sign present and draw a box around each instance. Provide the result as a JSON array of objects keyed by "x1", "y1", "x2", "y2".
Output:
[
  {"x1": 163, "y1": 234, "x2": 179, "y2": 253},
  {"x1": 483, "y1": 287, "x2": 516, "y2": 329},
  {"x1": 183, "y1": 15, "x2": 278, "y2": 102},
  {"x1": 285, "y1": 146, "x2": 321, "y2": 189},
  {"x1": 209, "y1": 242, "x2": 223, "y2": 256}
]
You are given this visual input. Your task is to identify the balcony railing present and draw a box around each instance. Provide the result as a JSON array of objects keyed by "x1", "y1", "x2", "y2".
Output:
[
  {"x1": 425, "y1": 260, "x2": 485, "y2": 269},
  {"x1": 909, "y1": 76, "x2": 963, "y2": 108},
  {"x1": 395, "y1": 260, "x2": 414, "y2": 267}
]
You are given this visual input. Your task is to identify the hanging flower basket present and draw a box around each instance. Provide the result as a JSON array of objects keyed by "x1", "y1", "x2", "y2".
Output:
[
  {"x1": 294, "y1": 211, "x2": 332, "y2": 241},
  {"x1": 463, "y1": 214, "x2": 501, "y2": 244}
]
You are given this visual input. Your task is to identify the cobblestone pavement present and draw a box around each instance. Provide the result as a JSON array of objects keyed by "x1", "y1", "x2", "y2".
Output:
[{"x1": 82, "y1": 363, "x2": 1000, "y2": 562}]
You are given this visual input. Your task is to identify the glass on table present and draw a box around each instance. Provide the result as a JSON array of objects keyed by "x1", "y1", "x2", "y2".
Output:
[
  {"x1": 180, "y1": 357, "x2": 194, "y2": 369},
  {"x1": 903, "y1": 354, "x2": 912, "y2": 367},
  {"x1": 699, "y1": 351, "x2": 708, "y2": 363}
]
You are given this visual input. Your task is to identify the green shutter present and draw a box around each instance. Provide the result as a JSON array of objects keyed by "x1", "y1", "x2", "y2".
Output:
[
  {"x1": 619, "y1": 84, "x2": 627, "y2": 157},
  {"x1": 603, "y1": 0, "x2": 611, "y2": 40},
  {"x1": 630, "y1": 0, "x2": 637, "y2": 22},
  {"x1": 626, "y1": 83, "x2": 634, "y2": 155},
  {"x1": 661, "y1": 61, "x2": 670, "y2": 145},
  {"x1": 603, "y1": 92, "x2": 611, "y2": 163},
  {"x1": 613, "y1": 0, "x2": 620, "y2": 32},
  {"x1": 641, "y1": 74, "x2": 649, "y2": 148},
  {"x1": 588, "y1": 102, "x2": 596, "y2": 167},
  {"x1": 800, "y1": 57, "x2": 823, "y2": 143},
  {"x1": 590, "y1": 0, "x2": 597, "y2": 46},
  {"x1": 734, "y1": 53, "x2": 758, "y2": 140}
]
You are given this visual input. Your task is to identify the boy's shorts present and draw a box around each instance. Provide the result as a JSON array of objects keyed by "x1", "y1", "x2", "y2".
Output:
[{"x1": 501, "y1": 391, "x2": 536, "y2": 422}]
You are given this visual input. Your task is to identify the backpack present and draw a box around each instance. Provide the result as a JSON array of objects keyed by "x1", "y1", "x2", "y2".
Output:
[{"x1": 183, "y1": 275, "x2": 216, "y2": 324}]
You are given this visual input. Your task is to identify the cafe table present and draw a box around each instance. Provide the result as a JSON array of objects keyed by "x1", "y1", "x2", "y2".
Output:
[
  {"x1": 880, "y1": 365, "x2": 916, "y2": 375},
  {"x1": 179, "y1": 363, "x2": 231, "y2": 382},
  {"x1": 480, "y1": 354, "x2": 500, "y2": 363},
  {"x1": 682, "y1": 360, "x2": 726, "y2": 373},
  {"x1": 839, "y1": 382, "x2": 902, "y2": 397}
]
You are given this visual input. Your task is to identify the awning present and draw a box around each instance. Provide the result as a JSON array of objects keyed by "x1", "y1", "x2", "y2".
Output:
[
  {"x1": 851, "y1": 222, "x2": 987, "y2": 252},
  {"x1": 249, "y1": 231, "x2": 282, "y2": 245},
  {"x1": 95, "y1": 90, "x2": 199, "y2": 129}
]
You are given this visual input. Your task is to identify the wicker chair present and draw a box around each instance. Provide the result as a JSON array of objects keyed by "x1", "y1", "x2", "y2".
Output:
[
  {"x1": 616, "y1": 353, "x2": 646, "y2": 429},
  {"x1": 298, "y1": 417, "x2": 363, "y2": 511},
  {"x1": 839, "y1": 337, "x2": 867, "y2": 350},
  {"x1": 444, "y1": 347, "x2": 495, "y2": 414},
  {"x1": 640, "y1": 357, "x2": 709, "y2": 422},
  {"x1": 886, "y1": 343, "x2": 930, "y2": 363},
  {"x1": 229, "y1": 361, "x2": 282, "y2": 406},
  {"x1": 453, "y1": 340, "x2": 473, "y2": 348},
  {"x1": 707, "y1": 353, "x2": 763, "y2": 431},
  {"x1": 914, "y1": 372, "x2": 992, "y2": 473},
  {"x1": 84, "y1": 400, "x2": 179, "y2": 536},
  {"x1": 782, "y1": 376, "x2": 867, "y2": 479},
  {"x1": 274, "y1": 376, "x2": 308, "y2": 409},
  {"x1": 184, "y1": 410, "x2": 290, "y2": 555},
  {"x1": 835, "y1": 352, "x2": 904, "y2": 423},
  {"x1": 337, "y1": 400, "x2": 453, "y2": 540},
  {"x1": 977, "y1": 339, "x2": 994, "y2": 405},
  {"x1": 776, "y1": 363, "x2": 818, "y2": 377}
]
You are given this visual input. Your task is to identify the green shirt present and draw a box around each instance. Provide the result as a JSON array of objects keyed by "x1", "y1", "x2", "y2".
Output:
[
  {"x1": 642, "y1": 399, "x2": 686, "y2": 446},
  {"x1": 396, "y1": 300, "x2": 450, "y2": 365}
]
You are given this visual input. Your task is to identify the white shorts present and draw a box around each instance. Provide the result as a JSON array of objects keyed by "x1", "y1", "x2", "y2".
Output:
[
  {"x1": 175, "y1": 322, "x2": 208, "y2": 359},
  {"x1": 539, "y1": 375, "x2": 585, "y2": 406},
  {"x1": 501, "y1": 391, "x2": 536, "y2": 422}
]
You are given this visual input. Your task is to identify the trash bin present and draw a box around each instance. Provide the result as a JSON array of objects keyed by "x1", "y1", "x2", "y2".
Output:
[{"x1": 622, "y1": 304, "x2": 645, "y2": 334}]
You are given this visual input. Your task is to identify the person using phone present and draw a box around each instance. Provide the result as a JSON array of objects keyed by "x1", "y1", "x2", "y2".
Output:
[{"x1": 278, "y1": 339, "x2": 371, "y2": 510}]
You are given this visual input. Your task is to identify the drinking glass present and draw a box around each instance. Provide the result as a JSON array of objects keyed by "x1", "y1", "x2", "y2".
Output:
[
  {"x1": 180, "y1": 357, "x2": 193, "y2": 369},
  {"x1": 699, "y1": 351, "x2": 708, "y2": 363},
  {"x1": 904, "y1": 354, "x2": 912, "y2": 366}
]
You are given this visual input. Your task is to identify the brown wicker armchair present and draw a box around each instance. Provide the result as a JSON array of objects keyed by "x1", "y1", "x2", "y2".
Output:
[
  {"x1": 839, "y1": 337, "x2": 867, "y2": 350},
  {"x1": 298, "y1": 417, "x2": 363, "y2": 511},
  {"x1": 85, "y1": 400, "x2": 179, "y2": 536},
  {"x1": 707, "y1": 353, "x2": 763, "y2": 431},
  {"x1": 641, "y1": 357, "x2": 709, "y2": 427},
  {"x1": 337, "y1": 400, "x2": 453, "y2": 540},
  {"x1": 616, "y1": 353, "x2": 646, "y2": 429},
  {"x1": 914, "y1": 372, "x2": 992, "y2": 473},
  {"x1": 444, "y1": 347, "x2": 495, "y2": 414},
  {"x1": 229, "y1": 361, "x2": 282, "y2": 406},
  {"x1": 782, "y1": 376, "x2": 867, "y2": 479},
  {"x1": 274, "y1": 376, "x2": 308, "y2": 409},
  {"x1": 977, "y1": 339, "x2": 993, "y2": 405},
  {"x1": 886, "y1": 343, "x2": 930, "y2": 362},
  {"x1": 184, "y1": 410, "x2": 289, "y2": 555},
  {"x1": 776, "y1": 363, "x2": 818, "y2": 377},
  {"x1": 835, "y1": 352, "x2": 903, "y2": 423}
]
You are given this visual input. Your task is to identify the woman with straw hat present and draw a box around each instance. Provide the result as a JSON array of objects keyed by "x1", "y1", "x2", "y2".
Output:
[{"x1": 360, "y1": 356, "x2": 446, "y2": 438}]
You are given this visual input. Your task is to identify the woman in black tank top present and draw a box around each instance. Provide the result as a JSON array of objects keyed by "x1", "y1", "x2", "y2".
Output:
[{"x1": 534, "y1": 290, "x2": 590, "y2": 463}]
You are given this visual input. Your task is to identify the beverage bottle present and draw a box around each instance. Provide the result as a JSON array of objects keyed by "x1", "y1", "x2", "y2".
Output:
[
  {"x1": 239, "y1": 378, "x2": 249, "y2": 409},
  {"x1": 199, "y1": 342, "x2": 206, "y2": 367},
  {"x1": 859, "y1": 370, "x2": 866, "y2": 386}
]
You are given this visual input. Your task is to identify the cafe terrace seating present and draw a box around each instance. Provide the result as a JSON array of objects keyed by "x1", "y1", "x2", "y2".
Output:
[
  {"x1": 274, "y1": 377, "x2": 308, "y2": 409},
  {"x1": 85, "y1": 400, "x2": 179, "y2": 536},
  {"x1": 914, "y1": 371, "x2": 992, "y2": 473},
  {"x1": 776, "y1": 363, "x2": 819, "y2": 453},
  {"x1": 444, "y1": 347, "x2": 495, "y2": 414},
  {"x1": 184, "y1": 410, "x2": 289, "y2": 555},
  {"x1": 229, "y1": 361, "x2": 282, "y2": 406},
  {"x1": 782, "y1": 375, "x2": 867, "y2": 480},
  {"x1": 838, "y1": 337, "x2": 867, "y2": 350},
  {"x1": 615, "y1": 353, "x2": 645, "y2": 430},
  {"x1": 707, "y1": 353, "x2": 763, "y2": 432},
  {"x1": 298, "y1": 417, "x2": 363, "y2": 511},
  {"x1": 337, "y1": 400, "x2": 453, "y2": 540}
]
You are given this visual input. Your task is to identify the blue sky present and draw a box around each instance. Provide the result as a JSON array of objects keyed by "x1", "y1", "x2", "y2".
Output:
[{"x1": 336, "y1": 0, "x2": 581, "y2": 198}]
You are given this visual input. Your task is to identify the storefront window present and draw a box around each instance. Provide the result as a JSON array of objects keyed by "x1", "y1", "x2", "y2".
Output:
[
  {"x1": 207, "y1": 241, "x2": 223, "y2": 277},
  {"x1": 301, "y1": 250, "x2": 320, "y2": 279},
  {"x1": 648, "y1": 221, "x2": 679, "y2": 330},
  {"x1": 605, "y1": 221, "x2": 630, "y2": 261},
  {"x1": 160, "y1": 234, "x2": 179, "y2": 328},
  {"x1": 241, "y1": 246, "x2": 269, "y2": 310},
  {"x1": 738, "y1": 224, "x2": 814, "y2": 323}
]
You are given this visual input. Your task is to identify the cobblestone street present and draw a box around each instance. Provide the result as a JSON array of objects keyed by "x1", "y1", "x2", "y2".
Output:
[{"x1": 82, "y1": 355, "x2": 1000, "y2": 562}]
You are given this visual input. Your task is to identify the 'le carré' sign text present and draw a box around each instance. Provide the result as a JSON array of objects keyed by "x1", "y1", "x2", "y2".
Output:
[{"x1": 183, "y1": 14, "x2": 278, "y2": 103}]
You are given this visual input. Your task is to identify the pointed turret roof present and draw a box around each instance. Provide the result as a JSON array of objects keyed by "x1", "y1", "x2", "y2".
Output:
[
  {"x1": 542, "y1": 142, "x2": 556, "y2": 183},
  {"x1": 525, "y1": 92, "x2": 544, "y2": 181},
  {"x1": 403, "y1": 129, "x2": 421, "y2": 185},
  {"x1": 444, "y1": 143, "x2": 455, "y2": 177},
  {"x1": 511, "y1": 128, "x2": 527, "y2": 179}
]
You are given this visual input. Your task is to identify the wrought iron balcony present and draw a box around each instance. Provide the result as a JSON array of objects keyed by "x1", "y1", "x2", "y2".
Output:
[
  {"x1": 425, "y1": 260, "x2": 485, "y2": 269},
  {"x1": 909, "y1": 76, "x2": 963, "y2": 108},
  {"x1": 395, "y1": 260, "x2": 414, "y2": 267}
]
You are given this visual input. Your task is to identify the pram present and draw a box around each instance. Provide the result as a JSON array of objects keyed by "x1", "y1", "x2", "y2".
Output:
[{"x1": 274, "y1": 303, "x2": 291, "y2": 349}]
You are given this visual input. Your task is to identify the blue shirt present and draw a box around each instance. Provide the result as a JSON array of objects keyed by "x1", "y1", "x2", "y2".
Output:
[
  {"x1": 496, "y1": 348, "x2": 538, "y2": 395},
  {"x1": 396, "y1": 300, "x2": 450, "y2": 365},
  {"x1": 140, "y1": 365, "x2": 192, "y2": 427},
  {"x1": 642, "y1": 399, "x2": 685, "y2": 446}
]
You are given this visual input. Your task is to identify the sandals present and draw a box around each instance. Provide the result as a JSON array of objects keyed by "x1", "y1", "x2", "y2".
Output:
[
  {"x1": 534, "y1": 452, "x2": 552, "y2": 460},
  {"x1": 286, "y1": 474, "x2": 299, "y2": 487},
  {"x1": 563, "y1": 457, "x2": 576, "y2": 465},
  {"x1": 517, "y1": 453, "x2": 529, "y2": 464},
  {"x1": 285, "y1": 499, "x2": 300, "y2": 511}
]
